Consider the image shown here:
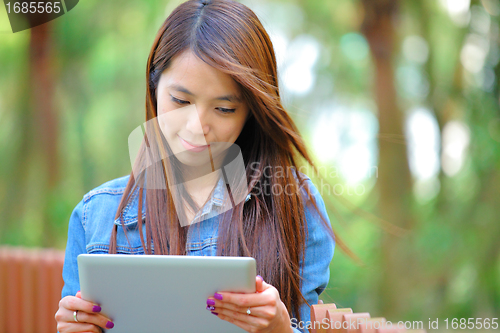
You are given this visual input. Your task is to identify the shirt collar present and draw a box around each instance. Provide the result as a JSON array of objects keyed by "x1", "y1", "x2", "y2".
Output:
[
  {"x1": 193, "y1": 176, "x2": 225, "y2": 221},
  {"x1": 193, "y1": 175, "x2": 252, "y2": 221},
  {"x1": 211, "y1": 176, "x2": 252, "y2": 206},
  {"x1": 212, "y1": 176, "x2": 225, "y2": 206}
]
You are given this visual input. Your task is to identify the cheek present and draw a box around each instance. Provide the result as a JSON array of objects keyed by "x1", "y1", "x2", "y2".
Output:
[
  {"x1": 157, "y1": 95, "x2": 176, "y2": 115},
  {"x1": 157, "y1": 113, "x2": 179, "y2": 141},
  {"x1": 217, "y1": 116, "x2": 247, "y2": 142},
  {"x1": 157, "y1": 102, "x2": 183, "y2": 132},
  {"x1": 157, "y1": 99, "x2": 169, "y2": 115}
]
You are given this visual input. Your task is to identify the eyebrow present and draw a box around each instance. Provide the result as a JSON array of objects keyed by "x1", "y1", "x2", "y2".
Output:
[{"x1": 169, "y1": 84, "x2": 242, "y2": 103}]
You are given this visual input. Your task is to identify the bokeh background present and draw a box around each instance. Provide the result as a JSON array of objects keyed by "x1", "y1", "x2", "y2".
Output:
[{"x1": 1, "y1": 0, "x2": 499, "y2": 330}]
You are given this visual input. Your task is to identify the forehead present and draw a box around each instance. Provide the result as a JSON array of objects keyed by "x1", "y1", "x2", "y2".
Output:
[{"x1": 159, "y1": 51, "x2": 240, "y2": 97}]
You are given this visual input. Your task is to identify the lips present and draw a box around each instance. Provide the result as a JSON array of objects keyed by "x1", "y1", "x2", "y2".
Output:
[{"x1": 178, "y1": 135, "x2": 209, "y2": 152}]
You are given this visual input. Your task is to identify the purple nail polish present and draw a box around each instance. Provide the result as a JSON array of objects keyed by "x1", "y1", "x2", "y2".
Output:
[
  {"x1": 106, "y1": 321, "x2": 114, "y2": 329},
  {"x1": 207, "y1": 299, "x2": 215, "y2": 306},
  {"x1": 211, "y1": 312, "x2": 218, "y2": 316},
  {"x1": 257, "y1": 275, "x2": 263, "y2": 281},
  {"x1": 214, "y1": 293, "x2": 223, "y2": 300},
  {"x1": 93, "y1": 305, "x2": 101, "y2": 312}
]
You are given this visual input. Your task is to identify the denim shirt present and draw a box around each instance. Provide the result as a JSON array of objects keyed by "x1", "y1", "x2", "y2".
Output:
[{"x1": 61, "y1": 173, "x2": 335, "y2": 333}]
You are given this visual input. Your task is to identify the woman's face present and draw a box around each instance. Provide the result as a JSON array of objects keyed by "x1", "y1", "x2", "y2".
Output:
[{"x1": 156, "y1": 50, "x2": 249, "y2": 168}]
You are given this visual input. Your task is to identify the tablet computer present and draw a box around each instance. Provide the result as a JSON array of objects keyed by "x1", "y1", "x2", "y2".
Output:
[{"x1": 78, "y1": 254, "x2": 256, "y2": 333}]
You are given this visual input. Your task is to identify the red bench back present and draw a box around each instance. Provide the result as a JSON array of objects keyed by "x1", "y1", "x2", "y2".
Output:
[{"x1": 0, "y1": 246, "x2": 65, "y2": 333}]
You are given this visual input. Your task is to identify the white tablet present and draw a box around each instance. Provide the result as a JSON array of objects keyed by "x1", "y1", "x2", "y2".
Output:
[{"x1": 78, "y1": 254, "x2": 256, "y2": 333}]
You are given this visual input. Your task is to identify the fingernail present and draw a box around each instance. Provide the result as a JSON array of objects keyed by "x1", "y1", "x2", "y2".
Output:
[
  {"x1": 206, "y1": 305, "x2": 215, "y2": 311},
  {"x1": 214, "y1": 293, "x2": 223, "y2": 300},
  {"x1": 211, "y1": 312, "x2": 218, "y2": 316},
  {"x1": 257, "y1": 275, "x2": 263, "y2": 281},
  {"x1": 93, "y1": 305, "x2": 101, "y2": 312},
  {"x1": 207, "y1": 299, "x2": 215, "y2": 306},
  {"x1": 106, "y1": 321, "x2": 114, "y2": 329}
]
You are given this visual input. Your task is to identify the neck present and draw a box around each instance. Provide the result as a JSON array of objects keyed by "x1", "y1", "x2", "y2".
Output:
[{"x1": 183, "y1": 169, "x2": 220, "y2": 194}]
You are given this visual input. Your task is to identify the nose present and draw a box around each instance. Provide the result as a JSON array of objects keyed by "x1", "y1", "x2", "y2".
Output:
[{"x1": 185, "y1": 104, "x2": 210, "y2": 138}]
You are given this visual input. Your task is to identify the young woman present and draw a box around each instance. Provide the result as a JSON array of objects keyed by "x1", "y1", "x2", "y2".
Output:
[{"x1": 55, "y1": 0, "x2": 335, "y2": 332}]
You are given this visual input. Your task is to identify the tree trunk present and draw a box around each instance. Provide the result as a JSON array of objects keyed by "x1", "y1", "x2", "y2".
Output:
[
  {"x1": 361, "y1": 0, "x2": 415, "y2": 318},
  {"x1": 29, "y1": 21, "x2": 59, "y2": 246}
]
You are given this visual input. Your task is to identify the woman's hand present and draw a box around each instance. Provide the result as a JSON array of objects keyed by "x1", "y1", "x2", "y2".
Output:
[
  {"x1": 207, "y1": 276, "x2": 293, "y2": 333},
  {"x1": 55, "y1": 291, "x2": 115, "y2": 332}
]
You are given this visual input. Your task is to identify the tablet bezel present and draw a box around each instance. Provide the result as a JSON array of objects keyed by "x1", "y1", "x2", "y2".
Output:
[{"x1": 78, "y1": 254, "x2": 256, "y2": 333}]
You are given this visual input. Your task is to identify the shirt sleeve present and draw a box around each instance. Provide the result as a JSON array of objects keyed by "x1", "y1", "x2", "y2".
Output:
[
  {"x1": 61, "y1": 199, "x2": 86, "y2": 299},
  {"x1": 290, "y1": 178, "x2": 336, "y2": 333}
]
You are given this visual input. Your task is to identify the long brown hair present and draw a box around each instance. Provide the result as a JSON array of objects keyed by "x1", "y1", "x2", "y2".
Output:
[{"x1": 109, "y1": 0, "x2": 335, "y2": 321}]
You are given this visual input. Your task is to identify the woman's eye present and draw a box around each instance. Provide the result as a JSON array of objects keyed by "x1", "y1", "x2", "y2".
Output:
[
  {"x1": 170, "y1": 95, "x2": 235, "y2": 114},
  {"x1": 217, "y1": 107, "x2": 236, "y2": 114},
  {"x1": 170, "y1": 96, "x2": 190, "y2": 105}
]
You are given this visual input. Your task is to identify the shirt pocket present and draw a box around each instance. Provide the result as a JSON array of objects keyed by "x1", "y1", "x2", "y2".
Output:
[
  {"x1": 86, "y1": 219, "x2": 148, "y2": 255},
  {"x1": 86, "y1": 243, "x2": 146, "y2": 255},
  {"x1": 186, "y1": 237, "x2": 218, "y2": 256}
]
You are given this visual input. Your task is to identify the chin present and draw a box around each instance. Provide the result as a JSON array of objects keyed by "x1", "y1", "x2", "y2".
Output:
[
  {"x1": 175, "y1": 155, "x2": 210, "y2": 167},
  {"x1": 172, "y1": 146, "x2": 213, "y2": 168}
]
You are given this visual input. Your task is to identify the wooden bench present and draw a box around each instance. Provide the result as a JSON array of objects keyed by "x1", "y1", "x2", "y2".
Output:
[
  {"x1": 0, "y1": 246, "x2": 65, "y2": 333},
  {"x1": 310, "y1": 303, "x2": 427, "y2": 333}
]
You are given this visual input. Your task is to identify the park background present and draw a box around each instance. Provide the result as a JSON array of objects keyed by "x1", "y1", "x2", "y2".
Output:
[{"x1": 0, "y1": 0, "x2": 499, "y2": 330}]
